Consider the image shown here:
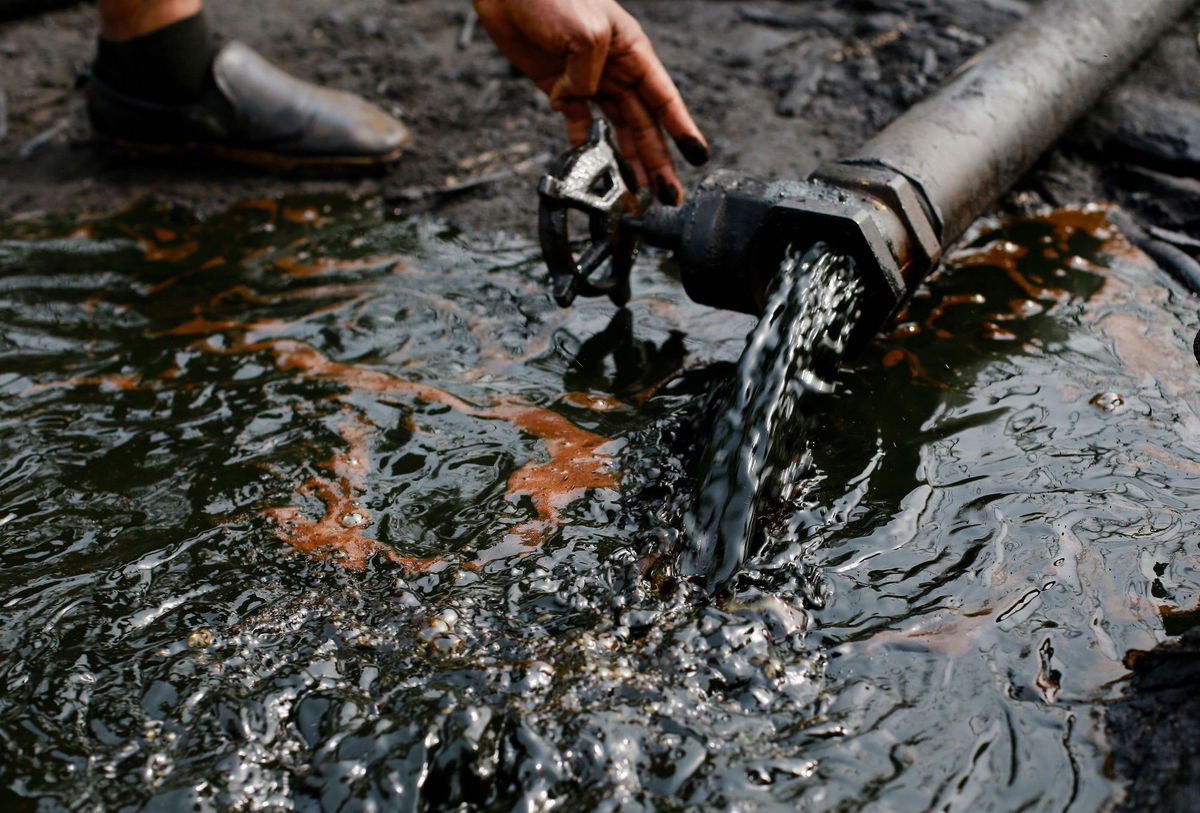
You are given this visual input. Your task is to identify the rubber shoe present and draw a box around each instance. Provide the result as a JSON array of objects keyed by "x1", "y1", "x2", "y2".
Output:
[{"x1": 87, "y1": 41, "x2": 410, "y2": 169}]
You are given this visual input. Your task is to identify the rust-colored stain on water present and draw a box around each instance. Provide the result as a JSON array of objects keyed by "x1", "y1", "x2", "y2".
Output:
[
  {"x1": 884, "y1": 205, "x2": 1144, "y2": 388},
  {"x1": 262, "y1": 407, "x2": 385, "y2": 569},
  {"x1": 486, "y1": 402, "x2": 617, "y2": 549},
  {"x1": 273, "y1": 254, "x2": 401, "y2": 279},
  {"x1": 255, "y1": 339, "x2": 617, "y2": 563},
  {"x1": 24, "y1": 371, "x2": 146, "y2": 394},
  {"x1": 13, "y1": 207, "x2": 619, "y2": 571}
]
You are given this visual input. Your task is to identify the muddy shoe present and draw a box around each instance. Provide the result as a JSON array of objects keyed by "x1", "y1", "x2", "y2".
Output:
[{"x1": 87, "y1": 41, "x2": 410, "y2": 170}]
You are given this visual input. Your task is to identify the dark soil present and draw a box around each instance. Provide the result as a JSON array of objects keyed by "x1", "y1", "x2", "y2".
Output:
[
  {"x1": 2, "y1": 1, "x2": 1195, "y2": 242},
  {"x1": 4, "y1": 0, "x2": 1200, "y2": 806},
  {"x1": 1108, "y1": 628, "x2": 1200, "y2": 812}
]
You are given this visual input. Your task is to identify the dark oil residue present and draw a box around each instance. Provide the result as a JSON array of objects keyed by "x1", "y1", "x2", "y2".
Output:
[{"x1": 0, "y1": 199, "x2": 1197, "y2": 810}]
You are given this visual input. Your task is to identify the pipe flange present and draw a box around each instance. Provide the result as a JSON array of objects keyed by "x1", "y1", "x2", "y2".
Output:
[{"x1": 810, "y1": 161, "x2": 943, "y2": 290}]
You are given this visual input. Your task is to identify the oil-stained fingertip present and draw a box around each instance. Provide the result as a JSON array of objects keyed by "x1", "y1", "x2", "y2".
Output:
[
  {"x1": 655, "y1": 177, "x2": 682, "y2": 206},
  {"x1": 676, "y1": 135, "x2": 711, "y2": 166}
]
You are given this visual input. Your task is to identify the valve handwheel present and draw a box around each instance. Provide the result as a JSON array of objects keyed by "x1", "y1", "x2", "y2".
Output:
[{"x1": 537, "y1": 120, "x2": 647, "y2": 308}]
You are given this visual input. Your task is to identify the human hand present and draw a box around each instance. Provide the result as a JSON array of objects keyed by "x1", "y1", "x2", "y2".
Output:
[{"x1": 474, "y1": 0, "x2": 710, "y2": 204}]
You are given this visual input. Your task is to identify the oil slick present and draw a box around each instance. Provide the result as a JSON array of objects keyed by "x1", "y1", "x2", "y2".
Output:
[
  {"x1": 4, "y1": 199, "x2": 1200, "y2": 810},
  {"x1": 7, "y1": 199, "x2": 620, "y2": 572},
  {"x1": 831, "y1": 205, "x2": 1200, "y2": 703}
]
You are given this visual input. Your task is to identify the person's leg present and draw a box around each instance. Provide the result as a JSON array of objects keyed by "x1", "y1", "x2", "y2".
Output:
[
  {"x1": 92, "y1": 0, "x2": 215, "y2": 105},
  {"x1": 88, "y1": 0, "x2": 410, "y2": 168},
  {"x1": 98, "y1": 0, "x2": 201, "y2": 41}
]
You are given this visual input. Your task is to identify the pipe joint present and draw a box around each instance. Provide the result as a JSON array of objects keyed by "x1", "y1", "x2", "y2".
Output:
[
  {"x1": 751, "y1": 162, "x2": 943, "y2": 324},
  {"x1": 812, "y1": 161, "x2": 943, "y2": 288},
  {"x1": 631, "y1": 165, "x2": 945, "y2": 318}
]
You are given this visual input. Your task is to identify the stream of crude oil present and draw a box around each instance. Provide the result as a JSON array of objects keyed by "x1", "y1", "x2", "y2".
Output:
[
  {"x1": 2, "y1": 197, "x2": 1199, "y2": 810},
  {"x1": 683, "y1": 244, "x2": 864, "y2": 588}
]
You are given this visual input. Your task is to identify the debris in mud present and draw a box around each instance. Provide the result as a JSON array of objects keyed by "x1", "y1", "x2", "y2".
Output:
[
  {"x1": 16, "y1": 119, "x2": 68, "y2": 161},
  {"x1": 1086, "y1": 89, "x2": 1200, "y2": 174},
  {"x1": 388, "y1": 149, "x2": 551, "y2": 205},
  {"x1": 1091, "y1": 391, "x2": 1126, "y2": 413},
  {"x1": 186, "y1": 629, "x2": 215, "y2": 649}
]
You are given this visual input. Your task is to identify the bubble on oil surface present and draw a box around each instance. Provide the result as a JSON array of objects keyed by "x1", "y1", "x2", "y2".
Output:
[
  {"x1": 339, "y1": 511, "x2": 366, "y2": 528},
  {"x1": 1091, "y1": 391, "x2": 1126, "y2": 412}
]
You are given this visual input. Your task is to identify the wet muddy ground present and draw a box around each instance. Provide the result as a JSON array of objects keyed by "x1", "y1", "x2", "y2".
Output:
[
  {"x1": 4, "y1": 0, "x2": 1200, "y2": 810},
  {"x1": 2, "y1": 1, "x2": 1197, "y2": 239}
]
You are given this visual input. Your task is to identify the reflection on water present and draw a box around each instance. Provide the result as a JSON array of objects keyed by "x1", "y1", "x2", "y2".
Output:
[{"x1": 1, "y1": 198, "x2": 1197, "y2": 809}]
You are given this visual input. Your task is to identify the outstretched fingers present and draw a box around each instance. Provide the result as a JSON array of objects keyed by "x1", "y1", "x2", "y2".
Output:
[
  {"x1": 617, "y1": 92, "x2": 684, "y2": 204},
  {"x1": 622, "y1": 36, "x2": 710, "y2": 167}
]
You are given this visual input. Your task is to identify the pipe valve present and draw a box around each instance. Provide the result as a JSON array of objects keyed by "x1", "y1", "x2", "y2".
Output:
[
  {"x1": 538, "y1": 129, "x2": 944, "y2": 327},
  {"x1": 536, "y1": 119, "x2": 647, "y2": 308}
]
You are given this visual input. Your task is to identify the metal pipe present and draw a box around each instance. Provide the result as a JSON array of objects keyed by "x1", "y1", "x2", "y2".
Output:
[
  {"x1": 631, "y1": 0, "x2": 1196, "y2": 320},
  {"x1": 534, "y1": 0, "x2": 1195, "y2": 588},
  {"x1": 849, "y1": 0, "x2": 1195, "y2": 258}
]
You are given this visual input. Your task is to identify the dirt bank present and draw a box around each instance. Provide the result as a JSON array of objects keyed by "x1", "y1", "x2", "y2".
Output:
[{"x1": 2, "y1": 1, "x2": 1196, "y2": 244}]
